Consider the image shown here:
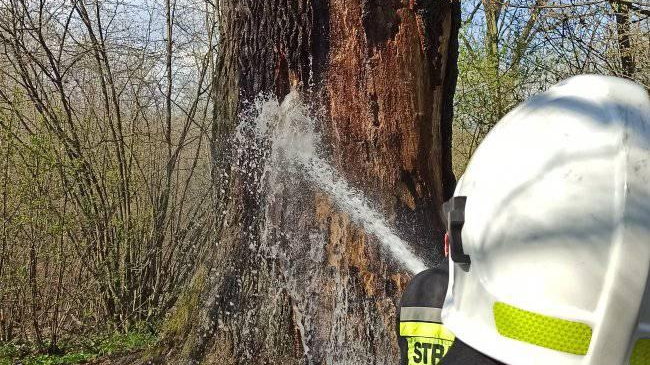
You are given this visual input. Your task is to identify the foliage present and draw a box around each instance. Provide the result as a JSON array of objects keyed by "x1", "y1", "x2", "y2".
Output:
[
  {"x1": 0, "y1": 0, "x2": 218, "y2": 347},
  {"x1": 452, "y1": 0, "x2": 649, "y2": 177},
  {"x1": 0, "y1": 330, "x2": 157, "y2": 365}
]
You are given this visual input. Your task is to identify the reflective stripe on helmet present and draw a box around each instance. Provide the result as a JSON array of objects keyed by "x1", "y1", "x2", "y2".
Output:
[
  {"x1": 493, "y1": 302, "x2": 592, "y2": 355},
  {"x1": 400, "y1": 322, "x2": 455, "y2": 341},
  {"x1": 400, "y1": 307, "x2": 443, "y2": 323},
  {"x1": 630, "y1": 339, "x2": 650, "y2": 365}
]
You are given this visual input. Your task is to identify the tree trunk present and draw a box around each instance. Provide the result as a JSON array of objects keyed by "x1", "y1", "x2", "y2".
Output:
[
  {"x1": 610, "y1": 0, "x2": 635, "y2": 78},
  {"x1": 153, "y1": 0, "x2": 460, "y2": 363}
]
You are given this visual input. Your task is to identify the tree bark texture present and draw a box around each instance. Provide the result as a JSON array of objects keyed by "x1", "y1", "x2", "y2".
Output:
[
  {"x1": 610, "y1": 0, "x2": 635, "y2": 78},
  {"x1": 153, "y1": 0, "x2": 460, "y2": 364}
]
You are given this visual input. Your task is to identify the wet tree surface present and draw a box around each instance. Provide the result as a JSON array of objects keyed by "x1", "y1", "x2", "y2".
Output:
[{"x1": 148, "y1": 0, "x2": 460, "y2": 363}]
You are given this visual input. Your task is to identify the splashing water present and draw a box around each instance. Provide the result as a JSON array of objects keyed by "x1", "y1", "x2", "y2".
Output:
[
  {"x1": 238, "y1": 91, "x2": 427, "y2": 274},
  {"x1": 298, "y1": 152, "x2": 428, "y2": 273},
  {"x1": 231, "y1": 91, "x2": 430, "y2": 363}
]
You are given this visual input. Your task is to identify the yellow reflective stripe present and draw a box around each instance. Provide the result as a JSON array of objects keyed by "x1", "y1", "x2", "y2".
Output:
[
  {"x1": 493, "y1": 302, "x2": 592, "y2": 355},
  {"x1": 630, "y1": 339, "x2": 650, "y2": 365},
  {"x1": 400, "y1": 322, "x2": 455, "y2": 341},
  {"x1": 407, "y1": 336, "x2": 453, "y2": 365}
]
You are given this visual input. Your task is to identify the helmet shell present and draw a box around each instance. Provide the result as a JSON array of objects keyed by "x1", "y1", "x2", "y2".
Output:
[{"x1": 442, "y1": 75, "x2": 650, "y2": 365}]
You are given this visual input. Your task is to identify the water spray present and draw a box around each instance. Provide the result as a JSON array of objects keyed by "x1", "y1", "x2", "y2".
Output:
[{"x1": 239, "y1": 91, "x2": 427, "y2": 274}]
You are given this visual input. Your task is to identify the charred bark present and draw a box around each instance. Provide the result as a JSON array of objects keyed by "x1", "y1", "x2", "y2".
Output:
[{"x1": 153, "y1": 0, "x2": 460, "y2": 364}]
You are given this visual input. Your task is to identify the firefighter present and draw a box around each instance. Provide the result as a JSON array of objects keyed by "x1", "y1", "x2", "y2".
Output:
[
  {"x1": 397, "y1": 262, "x2": 453, "y2": 365},
  {"x1": 397, "y1": 258, "x2": 504, "y2": 364},
  {"x1": 399, "y1": 75, "x2": 650, "y2": 365}
]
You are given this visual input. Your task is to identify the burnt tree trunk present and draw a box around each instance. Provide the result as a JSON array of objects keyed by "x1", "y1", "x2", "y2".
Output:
[{"x1": 154, "y1": 0, "x2": 460, "y2": 364}]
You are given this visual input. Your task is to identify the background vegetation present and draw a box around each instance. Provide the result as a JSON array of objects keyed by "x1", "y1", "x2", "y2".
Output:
[
  {"x1": 0, "y1": 0, "x2": 218, "y2": 362},
  {"x1": 0, "y1": 0, "x2": 647, "y2": 363},
  {"x1": 453, "y1": 0, "x2": 649, "y2": 176}
]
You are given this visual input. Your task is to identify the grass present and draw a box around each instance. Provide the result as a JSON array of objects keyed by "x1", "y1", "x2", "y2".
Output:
[{"x1": 0, "y1": 330, "x2": 157, "y2": 365}]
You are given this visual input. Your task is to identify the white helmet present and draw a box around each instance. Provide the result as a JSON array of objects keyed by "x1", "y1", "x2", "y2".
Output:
[{"x1": 441, "y1": 75, "x2": 650, "y2": 365}]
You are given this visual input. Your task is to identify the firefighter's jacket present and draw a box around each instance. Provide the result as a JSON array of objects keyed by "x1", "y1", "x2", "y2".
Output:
[{"x1": 397, "y1": 262, "x2": 504, "y2": 365}]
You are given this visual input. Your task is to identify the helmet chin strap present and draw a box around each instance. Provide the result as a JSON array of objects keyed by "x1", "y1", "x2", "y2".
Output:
[{"x1": 443, "y1": 196, "x2": 470, "y2": 266}]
